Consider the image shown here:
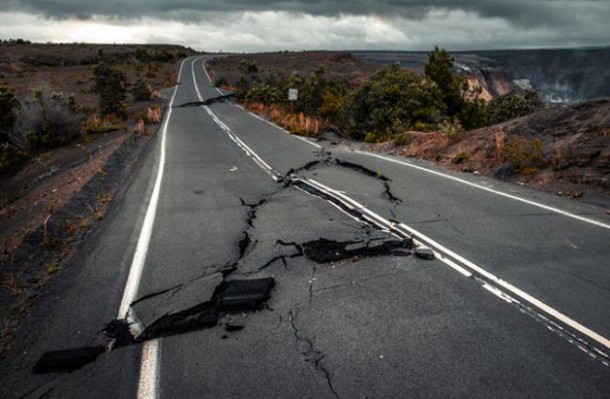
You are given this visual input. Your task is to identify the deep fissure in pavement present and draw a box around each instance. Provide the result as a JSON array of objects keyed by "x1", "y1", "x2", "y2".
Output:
[
  {"x1": 275, "y1": 238, "x2": 412, "y2": 264},
  {"x1": 334, "y1": 159, "x2": 402, "y2": 204},
  {"x1": 35, "y1": 277, "x2": 276, "y2": 373},
  {"x1": 289, "y1": 310, "x2": 341, "y2": 399},
  {"x1": 34, "y1": 158, "x2": 413, "y2": 374},
  {"x1": 176, "y1": 94, "x2": 235, "y2": 108}
]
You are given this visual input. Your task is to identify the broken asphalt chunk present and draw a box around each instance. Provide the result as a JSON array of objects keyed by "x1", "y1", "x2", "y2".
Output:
[
  {"x1": 34, "y1": 345, "x2": 105, "y2": 373},
  {"x1": 103, "y1": 319, "x2": 136, "y2": 347},
  {"x1": 415, "y1": 247, "x2": 435, "y2": 260},
  {"x1": 301, "y1": 238, "x2": 412, "y2": 264},
  {"x1": 214, "y1": 278, "x2": 275, "y2": 312},
  {"x1": 225, "y1": 323, "x2": 245, "y2": 332},
  {"x1": 137, "y1": 301, "x2": 218, "y2": 341}
]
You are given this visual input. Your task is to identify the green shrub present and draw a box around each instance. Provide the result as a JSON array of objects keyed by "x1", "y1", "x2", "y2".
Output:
[
  {"x1": 502, "y1": 137, "x2": 545, "y2": 171},
  {"x1": 351, "y1": 64, "x2": 445, "y2": 140},
  {"x1": 93, "y1": 63, "x2": 128, "y2": 117},
  {"x1": 439, "y1": 117, "x2": 464, "y2": 141},
  {"x1": 489, "y1": 90, "x2": 544, "y2": 124},
  {"x1": 131, "y1": 78, "x2": 151, "y2": 101},
  {"x1": 394, "y1": 133, "x2": 412, "y2": 146},
  {"x1": 15, "y1": 92, "x2": 84, "y2": 151},
  {"x1": 245, "y1": 83, "x2": 283, "y2": 105},
  {"x1": 0, "y1": 142, "x2": 27, "y2": 174}
]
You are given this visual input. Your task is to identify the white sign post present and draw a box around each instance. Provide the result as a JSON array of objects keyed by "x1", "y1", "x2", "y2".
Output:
[{"x1": 288, "y1": 88, "x2": 298, "y2": 114}]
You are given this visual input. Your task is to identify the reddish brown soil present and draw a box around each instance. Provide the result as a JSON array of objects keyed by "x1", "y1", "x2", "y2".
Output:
[
  {"x1": 0, "y1": 43, "x2": 189, "y2": 354},
  {"x1": 0, "y1": 131, "x2": 128, "y2": 261},
  {"x1": 365, "y1": 99, "x2": 610, "y2": 204},
  {"x1": 0, "y1": 43, "x2": 192, "y2": 110}
]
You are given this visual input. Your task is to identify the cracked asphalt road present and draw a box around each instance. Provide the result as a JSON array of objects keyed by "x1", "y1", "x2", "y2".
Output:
[{"x1": 1, "y1": 57, "x2": 610, "y2": 398}]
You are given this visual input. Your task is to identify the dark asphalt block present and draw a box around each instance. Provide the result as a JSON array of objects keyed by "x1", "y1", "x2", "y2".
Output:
[
  {"x1": 301, "y1": 238, "x2": 412, "y2": 264},
  {"x1": 34, "y1": 345, "x2": 106, "y2": 373},
  {"x1": 225, "y1": 323, "x2": 245, "y2": 332},
  {"x1": 103, "y1": 319, "x2": 135, "y2": 347},
  {"x1": 130, "y1": 272, "x2": 223, "y2": 332},
  {"x1": 415, "y1": 247, "x2": 435, "y2": 260},
  {"x1": 137, "y1": 301, "x2": 219, "y2": 341},
  {"x1": 214, "y1": 278, "x2": 275, "y2": 312}
]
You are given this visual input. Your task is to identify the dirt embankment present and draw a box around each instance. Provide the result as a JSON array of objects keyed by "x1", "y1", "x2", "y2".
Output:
[
  {"x1": 366, "y1": 98, "x2": 610, "y2": 204},
  {"x1": 0, "y1": 43, "x2": 191, "y2": 355}
]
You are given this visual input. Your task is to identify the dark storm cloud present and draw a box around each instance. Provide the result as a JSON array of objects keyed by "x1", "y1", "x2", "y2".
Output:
[{"x1": 1, "y1": 0, "x2": 605, "y2": 29}]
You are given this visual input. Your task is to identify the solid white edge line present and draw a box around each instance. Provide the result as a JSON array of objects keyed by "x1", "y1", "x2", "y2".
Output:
[
  {"x1": 199, "y1": 57, "x2": 323, "y2": 150},
  {"x1": 137, "y1": 340, "x2": 160, "y2": 399},
  {"x1": 397, "y1": 221, "x2": 610, "y2": 352},
  {"x1": 116, "y1": 57, "x2": 187, "y2": 399},
  {"x1": 357, "y1": 151, "x2": 610, "y2": 230},
  {"x1": 201, "y1": 58, "x2": 224, "y2": 96},
  {"x1": 117, "y1": 58, "x2": 186, "y2": 319}
]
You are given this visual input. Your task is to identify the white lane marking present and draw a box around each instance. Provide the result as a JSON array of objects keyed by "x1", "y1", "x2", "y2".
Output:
[
  {"x1": 118, "y1": 58, "x2": 186, "y2": 319},
  {"x1": 357, "y1": 151, "x2": 610, "y2": 230},
  {"x1": 191, "y1": 57, "x2": 280, "y2": 181},
  {"x1": 191, "y1": 58, "x2": 204, "y2": 102},
  {"x1": 199, "y1": 58, "x2": 322, "y2": 150},
  {"x1": 193, "y1": 56, "x2": 610, "y2": 366},
  {"x1": 137, "y1": 340, "x2": 160, "y2": 399},
  {"x1": 117, "y1": 57, "x2": 187, "y2": 399},
  {"x1": 204, "y1": 106, "x2": 280, "y2": 181},
  {"x1": 298, "y1": 175, "x2": 610, "y2": 364},
  {"x1": 202, "y1": 58, "x2": 225, "y2": 96},
  {"x1": 396, "y1": 220, "x2": 610, "y2": 353}
]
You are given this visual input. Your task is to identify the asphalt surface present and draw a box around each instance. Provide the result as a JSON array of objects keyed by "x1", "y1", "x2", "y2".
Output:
[{"x1": 1, "y1": 56, "x2": 609, "y2": 398}]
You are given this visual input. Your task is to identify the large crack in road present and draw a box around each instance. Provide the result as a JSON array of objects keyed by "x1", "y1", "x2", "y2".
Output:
[{"x1": 33, "y1": 136, "x2": 422, "y2": 380}]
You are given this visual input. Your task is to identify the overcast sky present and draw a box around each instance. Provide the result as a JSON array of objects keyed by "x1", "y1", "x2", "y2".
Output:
[{"x1": 0, "y1": 1, "x2": 608, "y2": 52}]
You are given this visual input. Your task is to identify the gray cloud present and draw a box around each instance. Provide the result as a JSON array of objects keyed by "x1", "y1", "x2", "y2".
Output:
[
  {"x1": 2, "y1": 0, "x2": 608, "y2": 29},
  {"x1": 0, "y1": 1, "x2": 608, "y2": 51}
]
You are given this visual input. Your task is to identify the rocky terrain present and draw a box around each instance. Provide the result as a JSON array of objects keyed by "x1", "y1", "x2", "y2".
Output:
[
  {"x1": 365, "y1": 98, "x2": 610, "y2": 206},
  {"x1": 0, "y1": 42, "x2": 192, "y2": 355}
]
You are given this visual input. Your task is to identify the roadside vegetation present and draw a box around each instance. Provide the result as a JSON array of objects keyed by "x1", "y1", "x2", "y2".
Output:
[
  {"x1": 210, "y1": 48, "x2": 609, "y2": 198},
  {"x1": 0, "y1": 42, "x2": 196, "y2": 356},
  {"x1": 209, "y1": 46, "x2": 544, "y2": 143},
  {"x1": 0, "y1": 41, "x2": 195, "y2": 175}
]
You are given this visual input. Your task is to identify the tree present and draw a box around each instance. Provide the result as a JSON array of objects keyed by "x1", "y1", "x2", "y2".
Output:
[
  {"x1": 350, "y1": 64, "x2": 445, "y2": 140},
  {"x1": 424, "y1": 46, "x2": 490, "y2": 130},
  {"x1": 93, "y1": 63, "x2": 128, "y2": 117},
  {"x1": 424, "y1": 46, "x2": 467, "y2": 118}
]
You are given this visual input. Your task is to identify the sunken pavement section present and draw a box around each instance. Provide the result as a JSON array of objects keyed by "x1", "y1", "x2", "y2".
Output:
[{"x1": 34, "y1": 154, "x2": 421, "y2": 375}]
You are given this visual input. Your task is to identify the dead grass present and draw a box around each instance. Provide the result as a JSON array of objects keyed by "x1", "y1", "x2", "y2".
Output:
[{"x1": 246, "y1": 102, "x2": 322, "y2": 137}]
